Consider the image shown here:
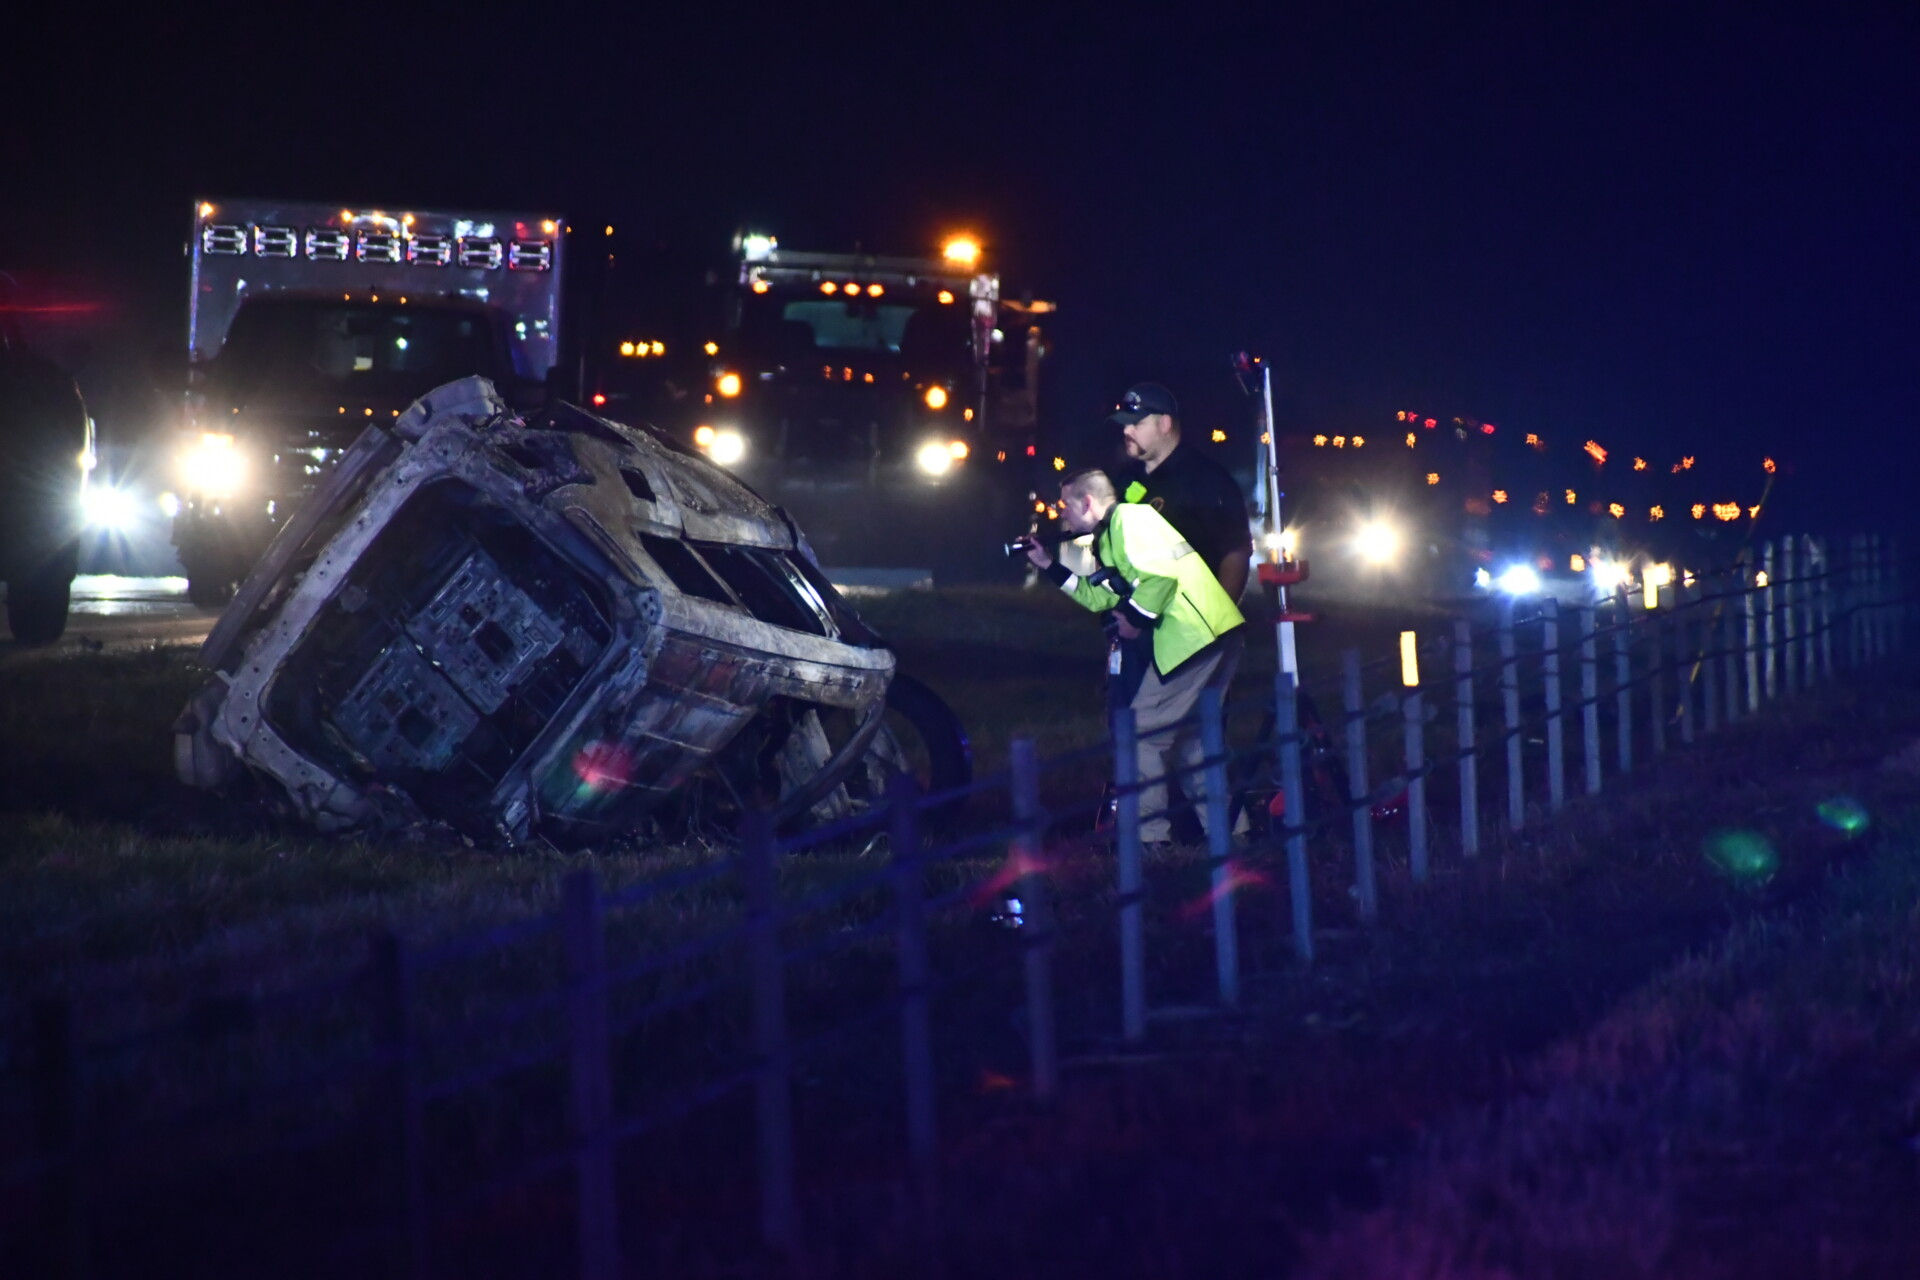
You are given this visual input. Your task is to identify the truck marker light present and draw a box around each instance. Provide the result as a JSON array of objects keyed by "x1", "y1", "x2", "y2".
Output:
[
  {"x1": 1571, "y1": 553, "x2": 1587, "y2": 572},
  {"x1": 867, "y1": 283, "x2": 884, "y2": 297},
  {"x1": 844, "y1": 282, "x2": 859, "y2": 294},
  {"x1": 864, "y1": 372, "x2": 875, "y2": 383},
  {"x1": 651, "y1": 341, "x2": 664, "y2": 355},
  {"x1": 937, "y1": 290, "x2": 954, "y2": 305},
  {"x1": 963, "y1": 407, "x2": 974, "y2": 422},
  {"x1": 717, "y1": 373, "x2": 742, "y2": 397},
  {"x1": 704, "y1": 341, "x2": 719, "y2": 355},
  {"x1": 923, "y1": 386, "x2": 948, "y2": 410},
  {"x1": 821, "y1": 281, "x2": 838, "y2": 295},
  {"x1": 541, "y1": 219, "x2": 556, "y2": 235},
  {"x1": 592, "y1": 393, "x2": 607, "y2": 406},
  {"x1": 942, "y1": 236, "x2": 980, "y2": 266},
  {"x1": 948, "y1": 441, "x2": 969, "y2": 460},
  {"x1": 364, "y1": 407, "x2": 374, "y2": 417},
  {"x1": 752, "y1": 279, "x2": 770, "y2": 293},
  {"x1": 620, "y1": 342, "x2": 636, "y2": 356},
  {"x1": 694, "y1": 425, "x2": 716, "y2": 446},
  {"x1": 1211, "y1": 429, "x2": 1227, "y2": 442}
]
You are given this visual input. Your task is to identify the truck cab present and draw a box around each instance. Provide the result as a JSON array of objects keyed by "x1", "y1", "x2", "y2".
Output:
[{"x1": 175, "y1": 200, "x2": 564, "y2": 605}]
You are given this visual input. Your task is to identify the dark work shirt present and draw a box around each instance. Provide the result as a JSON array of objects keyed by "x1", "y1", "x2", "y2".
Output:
[{"x1": 1118, "y1": 441, "x2": 1252, "y2": 586}]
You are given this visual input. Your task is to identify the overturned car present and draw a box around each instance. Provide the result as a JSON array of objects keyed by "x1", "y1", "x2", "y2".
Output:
[{"x1": 174, "y1": 377, "x2": 967, "y2": 846}]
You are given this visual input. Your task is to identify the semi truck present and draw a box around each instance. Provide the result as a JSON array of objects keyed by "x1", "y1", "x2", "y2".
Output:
[
  {"x1": 593, "y1": 232, "x2": 1052, "y2": 582},
  {"x1": 173, "y1": 199, "x2": 565, "y2": 605}
]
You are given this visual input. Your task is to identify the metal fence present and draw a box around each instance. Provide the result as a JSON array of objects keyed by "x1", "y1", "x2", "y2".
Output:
[{"x1": 2, "y1": 531, "x2": 1905, "y2": 1277}]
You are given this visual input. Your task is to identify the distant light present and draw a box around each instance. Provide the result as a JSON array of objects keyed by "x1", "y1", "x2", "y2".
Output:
[
  {"x1": 1692, "y1": 503, "x2": 1706, "y2": 519},
  {"x1": 1400, "y1": 631, "x2": 1419, "y2": 688},
  {"x1": 1314, "y1": 435, "x2": 1328, "y2": 447},
  {"x1": 1333, "y1": 436, "x2": 1346, "y2": 448},
  {"x1": 1633, "y1": 457, "x2": 1647, "y2": 471},
  {"x1": 1426, "y1": 472, "x2": 1439, "y2": 485},
  {"x1": 821, "y1": 281, "x2": 838, "y2": 295},
  {"x1": 541, "y1": 219, "x2": 557, "y2": 235},
  {"x1": 704, "y1": 341, "x2": 719, "y2": 355},
  {"x1": 1565, "y1": 489, "x2": 1577, "y2": 504},
  {"x1": 942, "y1": 236, "x2": 981, "y2": 266},
  {"x1": 717, "y1": 372, "x2": 743, "y2": 398},
  {"x1": 1211, "y1": 429, "x2": 1226, "y2": 443},
  {"x1": 1496, "y1": 565, "x2": 1541, "y2": 595},
  {"x1": 592, "y1": 393, "x2": 607, "y2": 406},
  {"x1": 948, "y1": 440, "x2": 970, "y2": 460},
  {"x1": 924, "y1": 385, "x2": 949, "y2": 410},
  {"x1": 694, "y1": 425, "x2": 716, "y2": 446},
  {"x1": 867, "y1": 283, "x2": 884, "y2": 297},
  {"x1": 395, "y1": 337, "x2": 408, "y2": 350},
  {"x1": 752, "y1": 279, "x2": 771, "y2": 294},
  {"x1": 364, "y1": 407, "x2": 374, "y2": 417},
  {"x1": 1474, "y1": 567, "x2": 1492, "y2": 589},
  {"x1": 936, "y1": 290, "x2": 955, "y2": 305},
  {"x1": 741, "y1": 234, "x2": 775, "y2": 260},
  {"x1": 1405, "y1": 433, "x2": 1416, "y2": 448},
  {"x1": 1608, "y1": 502, "x2": 1625, "y2": 518},
  {"x1": 1755, "y1": 569, "x2": 1770, "y2": 588},
  {"x1": 844, "y1": 283, "x2": 860, "y2": 295},
  {"x1": 158, "y1": 491, "x2": 181, "y2": 518},
  {"x1": 1592, "y1": 558, "x2": 1631, "y2": 592},
  {"x1": 620, "y1": 341, "x2": 636, "y2": 356},
  {"x1": 1492, "y1": 489, "x2": 1509, "y2": 504},
  {"x1": 1026, "y1": 445, "x2": 1035, "y2": 456},
  {"x1": 1351, "y1": 435, "x2": 1365, "y2": 448},
  {"x1": 650, "y1": 341, "x2": 664, "y2": 356},
  {"x1": 198, "y1": 201, "x2": 215, "y2": 218},
  {"x1": 1424, "y1": 418, "x2": 1436, "y2": 429},
  {"x1": 340, "y1": 209, "x2": 354, "y2": 223},
  {"x1": 604, "y1": 225, "x2": 614, "y2": 236},
  {"x1": 1651, "y1": 505, "x2": 1665, "y2": 520},
  {"x1": 1763, "y1": 456, "x2": 1777, "y2": 474},
  {"x1": 963, "y1": 407, "x2": 974, "y2": 422},
  {"x1": 1480, "y1": 423, "x2": 1496, "y2": 434},
  {"x1": 1570, "y1": 553, "x2": 1587, "y2": 572},
  {"x1": 1052, "y1": 456, "x2": 1066, "y2": 471}
]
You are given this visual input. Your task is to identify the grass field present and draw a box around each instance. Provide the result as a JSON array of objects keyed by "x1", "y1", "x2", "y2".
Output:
[{"x1": 3, "y1": 590, "x2": 1916, "y2": 1276}]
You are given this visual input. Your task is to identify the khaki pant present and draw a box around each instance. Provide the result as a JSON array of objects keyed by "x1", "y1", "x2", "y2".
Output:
[{"x1": 1132, "y1": 631, "x2": 1244, "y2": 843}]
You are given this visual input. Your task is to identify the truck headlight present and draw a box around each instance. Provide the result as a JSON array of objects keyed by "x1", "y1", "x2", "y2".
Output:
[
  {"x1": 82, "y1": 484, "x2": 141, "y2": 532},
  {"x1": 915, "y1": 440, "x2": 955, "y2": 476},
  {"x1": 1354, "y1": 520, "x2": 1398, "y2": 565},
  {"x1": 707, "y1": 429, "x2": 747, "y2": 466},
  {"x1": 1590, "y1": 558, "x2": 1631, "y2": 593},
  {"x1": 178, "y1": 433, "x2": 247, "y2": 498},
  {"x1": 1497, "y1": 564, "x2": 1541, "y2": 595}
]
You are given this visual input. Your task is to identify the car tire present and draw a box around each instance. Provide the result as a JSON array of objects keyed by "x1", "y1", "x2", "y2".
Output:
[{"x1": 6, "y1": 564, "x2": 73, "y2": 646}]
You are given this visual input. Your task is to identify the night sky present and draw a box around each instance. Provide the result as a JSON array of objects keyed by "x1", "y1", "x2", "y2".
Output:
[{"x1": 9, "y1": 2, "x2": 1916, "y2": 532}]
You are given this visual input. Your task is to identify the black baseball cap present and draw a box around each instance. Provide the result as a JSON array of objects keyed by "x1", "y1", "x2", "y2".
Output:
[{"x1": 1108, "y1": 382, "x2": 1179, "y2": 426}]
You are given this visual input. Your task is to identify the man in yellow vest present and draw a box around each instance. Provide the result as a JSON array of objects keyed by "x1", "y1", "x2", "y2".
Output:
[{"x1": 1023, "y1": 468, "x2": 1245, "y2": 846}]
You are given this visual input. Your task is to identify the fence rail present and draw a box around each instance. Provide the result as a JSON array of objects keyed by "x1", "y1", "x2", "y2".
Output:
[{"x1": 2, "y1": 531, "x2": 1907, "y2": 1277}]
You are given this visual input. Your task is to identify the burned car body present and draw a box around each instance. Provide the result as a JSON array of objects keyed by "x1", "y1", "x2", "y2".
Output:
[{"x1": 175, "y1": 376, "x2": 963, "y2": 845}]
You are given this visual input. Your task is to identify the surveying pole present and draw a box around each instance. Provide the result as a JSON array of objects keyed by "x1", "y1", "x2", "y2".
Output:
[{"x1": 1242, "y1": 355, "x2": 1308, "y2": 676}]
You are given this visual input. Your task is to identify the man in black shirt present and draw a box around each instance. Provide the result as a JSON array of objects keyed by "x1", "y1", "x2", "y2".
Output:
[{"x1": 1110, "y1": 382, "x2": 1252, "y2": 603}]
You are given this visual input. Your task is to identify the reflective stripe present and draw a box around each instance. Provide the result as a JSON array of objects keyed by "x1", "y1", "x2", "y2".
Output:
[
  {"x1": 1058, "y1": 572, "x2": 1080, "y2": 593},
  {"x1": 1169, "y1": 540, "x2": 1194, "y2": 558},
  {"x1": 1129, "y1": 598, "x2": 1160, "y2": 619}
]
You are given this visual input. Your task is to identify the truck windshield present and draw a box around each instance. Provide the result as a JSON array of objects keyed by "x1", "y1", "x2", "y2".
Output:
[
  {"x1": 739, "y1": 294, "x2": 971, "y2": 364},
  {"x1": 208, "y1": 299, "x2": 507, "y2": 397}
]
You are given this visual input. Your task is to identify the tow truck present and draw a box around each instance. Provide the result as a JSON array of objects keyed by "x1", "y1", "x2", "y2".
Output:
[
  {"x1": 596, "y1": 233, "x2": 1051, "y2": 583},
  {"x1": 172, "y1": 199, "x2": 565, "y2": 606}
]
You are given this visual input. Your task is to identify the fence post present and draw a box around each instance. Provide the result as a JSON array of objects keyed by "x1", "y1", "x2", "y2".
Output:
[
  {"x1": 1674, "y1": 581, "x2": 1695, "y2": 745},
  {"x1": 1500, "y1": 602, "x2": 1524, "y2": 832},
  {"x1": 1542, "y1": 600, "x2": 1565, "y2": 812},
  {"x1": 1763, "y1": 543, "x2": 1779, "y2": 698},
  {"x1": 1781, "y1": 536, "x2": 1799, "y2": 694},
  {"x1": 1275, "y1": 672, "x2": 1314, "y2": 965},
  {"x1": 1112, "y1": 708, "x2": 1147, "y2": 1041},
  {"x1": 1817, "y1": 536, "x2": 1835, "y2": 682},
  {"x1": 1579, "y1": 606, "x2": 1600, "y2": 796},
  {"x1": 1199, "y1": 690, "x2": 1240, "y2": 1009},
  {"x1": 742, "y1": 817, "x2": 797, "y2": 1254},
  {"x1": 561, "y1": 870, "x2": 622, "y2": 1280},
  {"x1": 31, "y1": 999, "x2": 86, "y2": 1280},
  {"x1": 1744, "y1": 569, "x2": 1760, "y2": 714},
  {"x1": 1648, "y1": 603, "x2": 1667, "y2": 758},
  {"x1": 1798, "y1": 534, "x2": 1817, "y2": 685},
  {"x1": 1613, "y1": 594, "x2": 1633, "y2": 775},
  {"x1": 1721, "y1": 594, "x2": 1741, "y2": 723},
  {"x1": 1342, "y1": 648, "x2": 1378, "y2": 924},
  {"x1": 888, "y1": 775, "x2": 937, "y2": 1213},
  {"x1": 371, "y1": 934, "x2": 427, "y2": 1280},
  {"x1": 1702, "y1": 590, "x2": 1722, "y2": 735},
  {"x1": 1403, "y1": 678, "x2": 1428, "y2": 885},
  {"x1": 1010, "y1": 738, "x2": 1057, "y2": 1099},
  {"x1": 1454, "y1": 619, "x2": 1479, "y2": 859}
]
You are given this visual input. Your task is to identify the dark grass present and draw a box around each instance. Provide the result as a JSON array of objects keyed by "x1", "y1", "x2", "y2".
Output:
[{"x1": 1, "y1": 596, "x2": 1913, "y2": 1277}]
